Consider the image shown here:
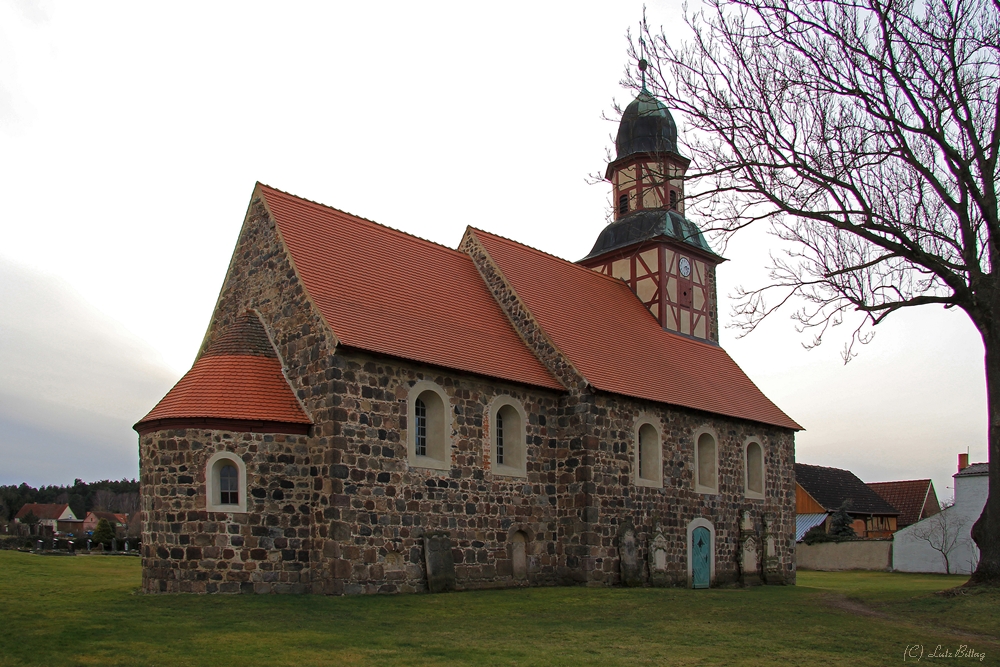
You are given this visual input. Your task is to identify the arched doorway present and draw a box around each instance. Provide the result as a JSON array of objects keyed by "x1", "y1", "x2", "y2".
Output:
[
  {"x1": 687, "y1": 519, "x2": 715, "y2": 589},
  {"x1": 692, "y1": 527, "x2": 711, "y2": 588}
]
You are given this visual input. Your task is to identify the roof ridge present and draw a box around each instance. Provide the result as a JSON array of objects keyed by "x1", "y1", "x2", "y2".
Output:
[
  {"x1": 469, "y1": 227, "x2": 629, "y2": 286},
  {"x1": 867, "y1": 479, "x2": 931, "y2": 486},
  {"x1": 258, "y1": 183, "x2": 467, "y2": 259}
]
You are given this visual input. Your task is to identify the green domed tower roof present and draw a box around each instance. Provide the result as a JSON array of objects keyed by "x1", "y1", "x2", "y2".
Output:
[{"x1": 615, "y1": 89, "x2": 678, "y2": 159}]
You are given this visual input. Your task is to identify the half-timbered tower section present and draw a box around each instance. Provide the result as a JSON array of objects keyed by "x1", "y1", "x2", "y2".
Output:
[
  {"x1": 578, "y1": 90, "x2": 722, "y2": 343},
  {"x1": 136, "y1": 88, "x2": 800, "y2": 595}
]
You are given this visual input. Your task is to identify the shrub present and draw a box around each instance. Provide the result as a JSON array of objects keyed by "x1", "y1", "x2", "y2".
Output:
[{"x1": 92, "y1": 519, "x2": 115, "y2": 548}]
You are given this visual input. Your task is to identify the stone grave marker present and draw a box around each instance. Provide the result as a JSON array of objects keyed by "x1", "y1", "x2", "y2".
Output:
[
  {"x1": 618, "y1": 519, "x2": 643, "y2": 586},
  {"x1": 647, "y1": 523, "x2": 670, "y2": 587},
  {"x1": 422, "y1": 531, "x2": 456, "y2": 593}
]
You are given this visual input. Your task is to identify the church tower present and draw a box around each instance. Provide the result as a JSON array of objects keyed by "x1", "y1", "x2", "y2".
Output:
[{"x1": 578, "y1": 84, "x2": 724, "y2": 342}]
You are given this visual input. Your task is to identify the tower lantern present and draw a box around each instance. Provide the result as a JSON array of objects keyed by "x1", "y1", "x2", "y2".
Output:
[{"x1": 578, "y1": 84, "x2": 725, "y2": 342}]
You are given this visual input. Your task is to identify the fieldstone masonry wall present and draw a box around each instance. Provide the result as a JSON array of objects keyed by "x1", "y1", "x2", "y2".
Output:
[{"x1": 140, "y1": 195, "x2": 796, "y2": 594}]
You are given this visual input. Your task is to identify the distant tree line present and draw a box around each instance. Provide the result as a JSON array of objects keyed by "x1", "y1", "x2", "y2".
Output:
[{"x1": 0, "y1": 478, "x2": 140, "y2": 523}]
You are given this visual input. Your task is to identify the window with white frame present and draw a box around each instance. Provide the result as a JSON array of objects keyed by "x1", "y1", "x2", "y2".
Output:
[
  {"x1": 745, "y1": 440, "x2": 765, "y2": 499},
  {"x1": 206, "y1": 451, "x2": 247, "y2": 513},
  {"x1": 407, "y1": 381, "x2": 450, "y2": 470},
  {"x1": 635, "y1": 420, "x2": 662, "y2": 487},
  {"x1": 490, "y1": 397, "x2": 526, "y2": 477}
]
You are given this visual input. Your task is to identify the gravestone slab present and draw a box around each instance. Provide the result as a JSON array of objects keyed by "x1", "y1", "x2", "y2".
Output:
[
  {"x1": 618, "y1": 519, "x2": 643, "y2": 587},
  {"x1": 647, "y1": 523, "x2": 671, "y2": 587},
  {"x1": 740, "y1": 511, "x2": 761, "y2": 586},
  {"x1": 423, "y1": 531, "x2": 456, "y2": 593},
  {"x1": 761, "y1": 515, "x2": 782, "y2": 584}
]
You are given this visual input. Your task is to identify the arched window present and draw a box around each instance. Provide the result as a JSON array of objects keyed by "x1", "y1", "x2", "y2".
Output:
[
  {"x1": 745, "y1": 440, "x2": 764, "y2": 499},
  {"x1": 407, "y1": 381, "x2": 450, "y2": 470},
  {"x1": 490, "y1": 397, "x2": 526, "y2": 477},
  {"x1": 206, "y1": 451, "x2": 247, "y2": 513},
  {"x1": 618, "y1": 193, "x2": 629, "y2": 215},
  {"x1": 694, "y1": 429, "x2": 718, "y2": 493},
  {"x1": 669, "y1": 190, "x2": 678, "y2": 210},
  {"x1": 635, "y1": 419, "x2": 662, "y2": 487}
]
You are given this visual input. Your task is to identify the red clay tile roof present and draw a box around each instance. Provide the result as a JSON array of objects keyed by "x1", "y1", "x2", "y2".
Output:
[
  {"x1": 15, "y1": 503, "x2": 72, "y2": 521},
  {"x1": 867, "y1": 480, "x2": 938, "y2": 527},
  {"x1": 471, "y1": 229, "x2": 801, "y2": 430},
  {"x1": 136, "y1": 314, "x2": 310, "y2": 428},
  {"x1": 259, "y1": 185, "x2": 562, "y2": 391}
]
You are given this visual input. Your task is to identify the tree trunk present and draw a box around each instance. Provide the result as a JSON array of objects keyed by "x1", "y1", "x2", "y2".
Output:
[{"x1": 969, "y1": 322, "x2": 1000, "y2": 585}]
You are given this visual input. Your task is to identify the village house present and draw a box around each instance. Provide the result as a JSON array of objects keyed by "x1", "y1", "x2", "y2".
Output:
[
  {"x1": 14, "y1": 504, "x2": 78, "y2": 536},
  {"x1": 136, "y1": 86, "x2": 800, "y2": 595},
  {"x1": 893, "y1": 455, "x2": 986, "y2": 575},
  {"x1": 83, "y1": 511, "x2": 129, "y2": 534},
  {"x1": 867, "y1": 478, "x2": 940, "y2": 529},
  {"x1": 794, "y1": 463, "x2": 900, "y2": 540}
]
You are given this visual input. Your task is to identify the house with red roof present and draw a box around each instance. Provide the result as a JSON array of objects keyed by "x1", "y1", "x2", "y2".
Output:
[
  {"x1": 14, "y1": 503, "x2": 77, "y2": 534},
  {"x1": 83, "y1": 511, "x2": 129, "y2": 534},
  {"x1": 136, "y1": 86, "x2": 800, "y2": 595},
  {"x1": 866, "y1": 479, "x2": 940, "y2": 529}
]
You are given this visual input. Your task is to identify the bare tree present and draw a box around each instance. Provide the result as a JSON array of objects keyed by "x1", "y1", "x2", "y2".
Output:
[
  {"x1": 632, "y1": 0, "x2": 999, "y2": 584},
  {"x1": 110, "y1": 492, "x2": 140, "y2": 517},
  {"x1": 91, "y1": 489, "x2": 115, "y2": 512},
  {"x1": 910, "y1": 503, "x2": 972, "y2": 574}
]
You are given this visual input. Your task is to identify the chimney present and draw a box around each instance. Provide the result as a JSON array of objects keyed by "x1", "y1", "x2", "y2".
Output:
[{"x1": 958, "y1": 453, "x2": 969, "y2": 472}]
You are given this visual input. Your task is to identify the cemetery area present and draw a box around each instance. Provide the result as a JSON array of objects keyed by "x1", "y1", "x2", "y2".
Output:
[{"x1": 1, "y1": 550, "x2": 997, "y2": 666}]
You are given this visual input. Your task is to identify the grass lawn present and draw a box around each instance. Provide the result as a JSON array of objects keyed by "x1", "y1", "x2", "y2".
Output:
[{"x1": 0, "y1": 551, "x2": 997, "y2": 666}]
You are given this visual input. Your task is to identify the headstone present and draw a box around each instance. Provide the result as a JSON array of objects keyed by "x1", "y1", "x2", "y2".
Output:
[
  {"x1": 761, "y1": 515, "x2": 781, "y2": 584},
  {"x1": 87, "y1": 539, "x2": 92, "y2": 552},
  {"x1": 422, "y1": 532, "x2": 456, "y2": 593},
  {"x1": 124, "y1": 540, "x2": 129, "y2": 552},
  {"x1": 36, "y1": 540, "x2": 42, "y2": 552},
  {"x1": 647, "y1": 523, "x2": 671, "y2": 587},
  {"x1": 111, "y1": 538, "x2": 117, "y2": 553},
  {"x1": 739, "y1": 511, "x2": 761, "y2": 586},
  {"x1": 68, "y1": 541, "x2": 75, "y2": 553},
  {"x1": 618, "y1": 519, "x2": 642, "y2": 586}
]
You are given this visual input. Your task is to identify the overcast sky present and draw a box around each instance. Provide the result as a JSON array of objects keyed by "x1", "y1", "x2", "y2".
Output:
[{"x1": 0, "y1": 0, "x2": 986, "y2": 500}]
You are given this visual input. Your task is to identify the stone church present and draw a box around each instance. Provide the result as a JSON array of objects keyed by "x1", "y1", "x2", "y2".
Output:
[{"x1": 136, "y1": 86, "x2": 800, "y2": 595}]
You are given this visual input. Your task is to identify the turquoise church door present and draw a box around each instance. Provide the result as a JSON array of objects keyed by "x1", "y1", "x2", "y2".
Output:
[{"x1": 692, "y1": 527, "x2": 711, "y2": 589}]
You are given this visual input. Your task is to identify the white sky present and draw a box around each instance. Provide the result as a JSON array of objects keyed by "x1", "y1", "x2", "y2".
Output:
[{"x1": 0, "y1": 0, "x2": 987, "y2": 501}]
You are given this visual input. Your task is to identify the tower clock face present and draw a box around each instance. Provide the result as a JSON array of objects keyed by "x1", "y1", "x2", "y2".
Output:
[{"x1": 679, "y1": 257, "x2": 692, "y2": 278}]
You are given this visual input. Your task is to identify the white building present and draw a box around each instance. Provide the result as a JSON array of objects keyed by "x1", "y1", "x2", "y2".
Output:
[{"x1": 892, "y1": 456, "x2": 987, "y2": 575}]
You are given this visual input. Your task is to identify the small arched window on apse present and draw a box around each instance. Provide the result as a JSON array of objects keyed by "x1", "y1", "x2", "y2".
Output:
[
  {"x1": 694, "y1": 428, "x2": 718, "y2": 494},
  {"x1": 635, "y1": 419, "x2": 662, "y2": 487},
  {"x1": 490, "y1": 396, "x2": 527, "y2": 478},
  {"x1": 407, "y1": 381, "x2": 451, "y2": 471},
  {"x1": 206, "y1": 451, "x2": 247, "y2": 513},
  {"x1": 745, "y1": 439, "x2": 765, "y2": 499}
]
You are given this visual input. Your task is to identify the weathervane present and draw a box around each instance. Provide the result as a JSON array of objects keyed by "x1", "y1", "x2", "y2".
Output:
[{"x1": 638, "y1": 33, "x2": 648, "y2": 91}]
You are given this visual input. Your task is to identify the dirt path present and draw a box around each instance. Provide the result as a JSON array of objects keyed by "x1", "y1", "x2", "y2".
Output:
[{"x1": 821, "y1": 593, "x2": 1000, "y2": 646}]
